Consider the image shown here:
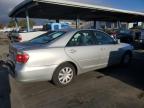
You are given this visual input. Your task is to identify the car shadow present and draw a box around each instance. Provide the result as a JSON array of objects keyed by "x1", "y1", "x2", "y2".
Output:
[{"x1": 97, "y1": 50, "x2": 144, "y2": 91}]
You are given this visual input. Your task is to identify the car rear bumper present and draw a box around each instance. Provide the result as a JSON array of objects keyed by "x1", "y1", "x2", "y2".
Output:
[{"x1": 14, "y1": 64, "x2": 58, "y2": 82}]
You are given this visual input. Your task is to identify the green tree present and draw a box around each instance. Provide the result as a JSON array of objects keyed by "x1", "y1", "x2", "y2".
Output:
[
  {"x1": 7, "y1": 19, "x2": 15, "y2": 27},
  {"x1": 18, "y1": 19, "x2": 35, "y2": 29},
  {"x1": 7, "y1": 18, "x2": 36, "y2": 29},
  {"x1": 0, "y1": 23, "x2": 4, "y2": 29}
]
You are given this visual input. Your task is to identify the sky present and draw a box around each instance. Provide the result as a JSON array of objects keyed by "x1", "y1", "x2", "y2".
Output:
[{"x1": 0, "y1": 0, "x2": 144, "y2": 24}]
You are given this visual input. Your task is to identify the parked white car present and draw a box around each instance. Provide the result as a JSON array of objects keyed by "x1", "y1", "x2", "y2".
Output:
[{"x1": 10, "y1": 31, "x2": 47, "y2": 42}]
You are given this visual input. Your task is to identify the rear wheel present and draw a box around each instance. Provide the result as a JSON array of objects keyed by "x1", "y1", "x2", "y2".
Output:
[{"x1": 52, "y1": 63, "x2": 76, "y2": 87}]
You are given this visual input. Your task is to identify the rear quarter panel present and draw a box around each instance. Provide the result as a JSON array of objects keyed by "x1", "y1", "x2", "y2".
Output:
[
  {"x1": 14, "y1": 47, "x2": 82, "y2": 82},
  {"x1": 23, "y1": 47, "x2": 79, "y2": 69}
]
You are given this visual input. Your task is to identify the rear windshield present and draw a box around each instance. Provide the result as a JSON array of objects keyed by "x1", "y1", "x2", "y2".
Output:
[{"x1": 29, "y1": 31, "x2": 66, "y2": 44}]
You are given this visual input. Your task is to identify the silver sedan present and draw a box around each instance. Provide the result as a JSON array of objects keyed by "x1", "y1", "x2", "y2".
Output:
[{"x1": 8, "y1": 29, "x2": 133, "y2": 86}]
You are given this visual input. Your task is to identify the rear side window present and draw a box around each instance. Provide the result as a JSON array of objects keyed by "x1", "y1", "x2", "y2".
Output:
[
  {"x1": 67, "y1": 30, "x2": 95, "y2": 46},
  {"x1": 30, "y1": 31, "x2": 65, "y2": 44}
]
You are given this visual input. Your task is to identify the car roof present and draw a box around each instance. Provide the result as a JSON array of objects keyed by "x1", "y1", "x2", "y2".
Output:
[
  {"x1": 49, "y1": 28, "x2": 76, "y2": 32},
  {"x1": 51, "y1": 28, "x2": 105, "y2": 33}
]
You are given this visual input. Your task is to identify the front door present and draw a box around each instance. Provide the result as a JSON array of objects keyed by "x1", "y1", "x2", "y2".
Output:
[{"x1": 94, "y1": 31, "x2": 121, "y2": 66}]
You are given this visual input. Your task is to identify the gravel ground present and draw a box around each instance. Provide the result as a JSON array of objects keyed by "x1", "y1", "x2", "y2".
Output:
[{"x1": 0, "y1": 32, "x2": 9, "y2": 60}]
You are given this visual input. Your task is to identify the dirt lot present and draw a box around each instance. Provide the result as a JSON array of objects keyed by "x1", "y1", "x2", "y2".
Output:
[
  {"x1": 0, "y1": 32, "x2": 9, "y2": 60},
  {"x1": 0, "y1": 33, "x2": 144, "y2": 108}
]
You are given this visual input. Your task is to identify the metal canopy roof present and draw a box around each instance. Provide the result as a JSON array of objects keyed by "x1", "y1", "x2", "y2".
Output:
[{"x1": 9, "y1": 0, "x2": 144, "y2": 22}]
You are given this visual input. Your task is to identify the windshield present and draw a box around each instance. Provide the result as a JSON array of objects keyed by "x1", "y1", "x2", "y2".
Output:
[{"x1": 29, "y1": 31, "x2": 66, "y2": 44}]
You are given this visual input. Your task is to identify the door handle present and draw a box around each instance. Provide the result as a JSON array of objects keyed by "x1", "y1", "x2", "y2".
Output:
[
  {"x1": 100, "y1": 48, "x2": 105, "y2": 50},
  {"x1": 69, "y1": 49, "x2": 76, "y2": 53}
]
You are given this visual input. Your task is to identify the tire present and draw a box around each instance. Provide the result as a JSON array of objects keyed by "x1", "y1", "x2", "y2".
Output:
[
  {"x1": 52, "y1": 63, "x2": 76, "y2": 87},
  {"x1": 121, "y1": 52, "x2": 132, "y2": 66}
]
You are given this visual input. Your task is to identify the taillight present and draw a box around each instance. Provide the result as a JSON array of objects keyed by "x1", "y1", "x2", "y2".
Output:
[
  {"x1": 111, "y1": 32, "x2": 117, "y2": 36},
  {"x1": 16, "y1": 53, "x2": 29, "y2": 63},
  {"x1": 18, "y1": 35, "x2": 22, "y2": 42}
]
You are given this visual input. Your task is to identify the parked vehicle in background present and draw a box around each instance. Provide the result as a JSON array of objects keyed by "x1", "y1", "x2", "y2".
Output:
[
  {"x1": 139, "y1": 29, "x2": 144, "y2": 44},
  {"x1": 43, "y1": 22, "x2": 71, "y2": 31},
  {"x1": 104, "y1": 29, "x2": 118, "y2": 39},
  {"x1": 9, "y1": 30, "x2": 47, "y2": 42},
  {"x1": 8, "y1": 29, "x2": 133, "y2": 87},
  {"x1": 117, "y1": 29, "x2": 133, "y2": 43},
  {"x1": 7, "y1": 30, "x2": 17, "y2": 41}
]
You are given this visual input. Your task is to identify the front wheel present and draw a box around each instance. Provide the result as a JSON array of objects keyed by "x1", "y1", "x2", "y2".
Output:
[
  {"x1": 52, "y1": 63, "x2": 76, "y2": 87},
  {"x1": 121, "y1": 52, "x2": 132, "y2": 66}
]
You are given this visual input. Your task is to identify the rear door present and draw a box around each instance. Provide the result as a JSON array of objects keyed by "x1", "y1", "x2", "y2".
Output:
[{"x1": 65, "y1": 30, "x2": 102, "y2": 73}]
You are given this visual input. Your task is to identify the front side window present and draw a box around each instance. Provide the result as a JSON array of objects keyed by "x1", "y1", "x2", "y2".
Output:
[
  {"x1": 94, "y1": 31, "x2": 115, "y2": 45},
  {"x1": 67, "y1": 30, "x2": 95, "y2": 46}
]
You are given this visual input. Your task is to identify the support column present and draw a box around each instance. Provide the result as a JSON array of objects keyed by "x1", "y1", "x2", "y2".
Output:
[
  {"x1": 56, "y1": 19, "x2": 59, "y2": 23},
  {"x1": 94, "y1": 20, "x2": 96, "y2": 29},
  {"x1": 76, "y1": 18, "x2": 80, "y2": 29},
  {"x1": 14, "y1": 18, "x2": 19, "y2": 32},
  {"x1": 118, "y1": 21, "x2": 121, "y2": 29},
  {"x1": 26, "y1": 9, "x2": 30, "y2": 32}
]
